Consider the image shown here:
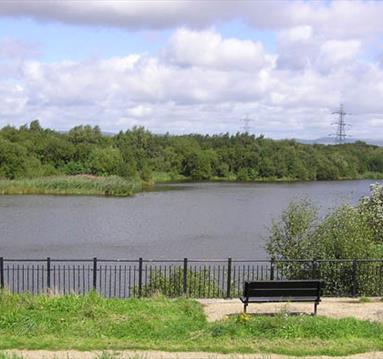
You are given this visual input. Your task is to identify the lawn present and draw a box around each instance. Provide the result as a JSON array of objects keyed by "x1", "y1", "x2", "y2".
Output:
[{"x1": 0, "y1": 291, "x2": 382, "y2": 356}]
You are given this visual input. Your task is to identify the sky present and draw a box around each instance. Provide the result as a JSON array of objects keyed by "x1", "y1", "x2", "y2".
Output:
[{"x1": 0, "y1": 0, "x2": 383, "y2": 139}]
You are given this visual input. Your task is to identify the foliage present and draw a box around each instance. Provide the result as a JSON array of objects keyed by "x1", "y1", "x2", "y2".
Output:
[
  {"x1": 88, "y1": 147, "x2": 124, "y2": 176},
  {"x1": 266, "y1": 184, "x2": 383, "y2": 295},
  {"x1": 140, "y1": 268, "x2": 222, "y2": 298},
  {"x1": 1, "y1": 292, "x2": 383, "y2": 356},
  {"x1": 359, "y1": 183, "x2": 383, "y2": 243},
  {"x1": 1, "y1": 121, "x2": 383, "y2": 182},
  {"x1": 266, "y1": 200, "x2": 318, "y2": 260}
]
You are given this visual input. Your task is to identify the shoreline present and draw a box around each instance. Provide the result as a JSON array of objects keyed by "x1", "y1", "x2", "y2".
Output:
[{"x1": 0, "y1": 174, "x2": 382, "y2": 197}]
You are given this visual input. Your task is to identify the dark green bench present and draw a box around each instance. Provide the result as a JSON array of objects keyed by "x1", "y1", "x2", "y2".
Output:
[{"x1": 240, "y1": 280, "x2": 323, "y2": 315}]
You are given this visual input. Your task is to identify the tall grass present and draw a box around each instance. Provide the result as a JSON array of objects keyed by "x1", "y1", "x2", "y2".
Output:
[
  {"x1": 0, "y1": 292, "x2": 383, "y2": 356},
  {"x1": 0, "y1": 354, "x2": 24, "y2": 359},
  {"x1": 0, "y1": 176, "x2": 142, "y2": 197},
  {"x1": 0, "y1": 352, "x2": 145, "y2": 359}
]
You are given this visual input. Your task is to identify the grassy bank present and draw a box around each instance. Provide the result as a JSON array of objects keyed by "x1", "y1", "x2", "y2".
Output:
[
  {"x1": 1, "y1": 171, "x2": 382, "y2": 198},
  {"x1": 152, "y1": 171, "x2": 383, "y2": 184},
  {"x1": 0, "y1": 176, "x2": 143, "y2": 197},
  {"x1": 0, "y1": 292, "x2": 382, "y2": 356}
]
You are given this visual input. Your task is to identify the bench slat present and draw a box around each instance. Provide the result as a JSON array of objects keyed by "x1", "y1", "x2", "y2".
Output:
[
  {"x1": 246, "y1": 281, "x2": 321, "y2": 289},
  {"x1": 240, "y1": 296, "x2": 320, "y2": 303},
  {"x1": 245, "y1": 288, "x2": 319, "y2": 297}
]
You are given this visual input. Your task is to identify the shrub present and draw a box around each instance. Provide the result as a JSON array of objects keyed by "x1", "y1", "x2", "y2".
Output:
[
  {"x1": 359, "y1": 183, "x2": 383, "y2": 243},
  {"x1": 139, "y1": 268, "x2": 222, "y2": 298},
  {"x1": 266, "y1": 185, "x2": 383, "y2": 296}
]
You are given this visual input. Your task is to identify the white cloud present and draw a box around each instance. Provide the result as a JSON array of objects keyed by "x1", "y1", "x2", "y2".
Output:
[
  {"x1": 280, "y1": 25, "x2": 313, "y2": 43},
  {"x1": 127, "y1": 105, "x2": 153, "y2": 117},
  {"x1": 0, "y1": 83, "x2": 27, "y2": 116},
  {"x1": 0, "y1": 0, "x2": 236, "y2": 30},
  {"x1": 0, "y1": 25, "x2": 383, "y2": 139},
  {"x1": 277, "y1": 26, "x2": 362, "y2": 73},
  {"x1": 1, "y1": 0, "x2": 383, "y2": 39},
  {"x1": 164, "y1": 28, "x2": 274, "y2": 72},
  {"x1": 318, "y1": 40, "x2": 361, "y2": 68}
]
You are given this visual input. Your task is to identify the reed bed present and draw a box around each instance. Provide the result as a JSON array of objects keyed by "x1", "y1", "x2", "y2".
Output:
[{"x1": 0, "y1": 176, "x2": 142, "y2": 197}]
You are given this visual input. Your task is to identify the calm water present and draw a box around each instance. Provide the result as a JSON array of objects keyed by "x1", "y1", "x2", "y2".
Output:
[{"x1": 0, "y1": 180, "x2": 381, "y2": 259}]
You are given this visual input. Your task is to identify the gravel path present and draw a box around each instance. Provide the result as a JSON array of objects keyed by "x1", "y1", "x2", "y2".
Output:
[{"x1": 197, "y1": 297, "x2": 383, "y2": 322}]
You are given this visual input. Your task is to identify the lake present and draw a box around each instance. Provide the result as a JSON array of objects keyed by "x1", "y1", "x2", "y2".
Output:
[{"x1": 0, "y1": 180, "x2": 381, "y2": 259}]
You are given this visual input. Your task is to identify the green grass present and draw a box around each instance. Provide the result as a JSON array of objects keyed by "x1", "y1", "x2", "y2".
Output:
[
  {"x1": 0, "y1": 292, "x2": 383, "y2": 356},
  {"x1": 359, "y1": 296, "x2": 372, "y2": 303},
  {"x1": 0, "y1": 353, "x2": 148, "y2": 359},
  {"x1": 0, "y1": 353, "x2": 143, "y2": 359},
  {"x1": 0, "y1": 354, "x2": 24, "y2": 359},
  {"x1": 0, "y1": 176, "x2": 143, "y2": 197}
]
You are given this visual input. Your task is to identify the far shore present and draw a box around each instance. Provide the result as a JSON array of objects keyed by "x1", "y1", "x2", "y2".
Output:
[{"x1": 0, "y1": 173, "x2": 382, "y2": 197}]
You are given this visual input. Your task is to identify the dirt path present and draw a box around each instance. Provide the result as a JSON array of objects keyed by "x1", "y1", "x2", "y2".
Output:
[
  {"x1": 5, "y1": 350, "x2": 383, "y2": 359},
  {"x1": 197, "y1": 297, "x2": 383, "y2": 322}
]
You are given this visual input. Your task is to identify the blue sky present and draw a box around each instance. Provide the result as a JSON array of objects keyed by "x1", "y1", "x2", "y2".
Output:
[
  {"x1": 0, "y1": 17, "x2": 172, "y2": 61},
  {"x1": 0, "y1": 0, "x2": 382, "y2": 139},
  {"x1": 0, "y1": 17, "x2": 277, "y2": 61}
]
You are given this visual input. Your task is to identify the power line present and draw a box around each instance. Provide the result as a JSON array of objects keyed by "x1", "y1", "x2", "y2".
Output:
[
  {"x1": 331, "y1": 104, "x2": 350, "y2": 144},
  {"x1": 240, "y1": 114, "x2": 253, "y2": 133}
]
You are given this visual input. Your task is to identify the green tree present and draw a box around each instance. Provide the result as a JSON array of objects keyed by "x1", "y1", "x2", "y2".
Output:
[
  {"x1": 88, "y1": 147, "x2": 123, "y2": 176},
  {"x1": 0, "y1": 138, "x2": 31, "y2": 179}
]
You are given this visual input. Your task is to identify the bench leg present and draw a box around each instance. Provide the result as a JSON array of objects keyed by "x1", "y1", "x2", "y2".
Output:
[
  {"x1": 314, "y1": 302, "x2": 318, "y2": 316},
  {"x1": 244, "y1": 303, "x2": 248, "y2": 313}
]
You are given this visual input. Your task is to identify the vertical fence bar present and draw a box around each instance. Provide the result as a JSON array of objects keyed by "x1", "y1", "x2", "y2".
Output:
[
  {"x1": 138, "y1": 258, "x2": 143, "y2": 298},
  {"x1": 46, "y1": 257, "x2": 51, "y2": 290},
  {"x1": 93, "y1": 257, "x2": 97, "y2": 291},
  {"x1": 226, "y1": 257, "x2": 232, "y2": 298},
  {"x1": 312, "y1": 258, "x2": 317, "y2": 279},
  {"x1": 352, "y1": 259, "x2": 358, "y2": 297},
  {"x1": 183, "y1": 258, "x2": 188, "y2": 296},
  {"x1": 270, "y1": 258, "x2": 275, "y2": 280},
  {"x1": 0, "y1": 257, "x2": 3, "y2": 290}
]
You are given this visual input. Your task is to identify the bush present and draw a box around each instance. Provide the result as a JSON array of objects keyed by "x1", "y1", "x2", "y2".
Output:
[
  {"x1": 140, "y1": 268, "x2": 222, "y2": 298},
  {"x1": 359, "y1": 183, "x2": 383, "y2": 243},
  {"x1": 266, "y1": 185, "x2": 383, "y2": 296}
]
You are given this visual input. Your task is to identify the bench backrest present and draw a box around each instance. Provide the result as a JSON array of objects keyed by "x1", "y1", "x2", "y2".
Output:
[{"x1": 244, "y1": 280, "x2": 322, "y2": 299}]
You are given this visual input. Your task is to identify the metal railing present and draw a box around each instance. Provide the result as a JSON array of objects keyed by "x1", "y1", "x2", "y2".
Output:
[{"x1": 1, "y1": 257, "x2": 382, "y2": 298}]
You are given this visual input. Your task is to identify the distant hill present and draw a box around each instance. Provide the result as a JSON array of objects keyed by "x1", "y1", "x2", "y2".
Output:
[{"x1": 296, "y1": 137, "x2": 383, "y2": 146}]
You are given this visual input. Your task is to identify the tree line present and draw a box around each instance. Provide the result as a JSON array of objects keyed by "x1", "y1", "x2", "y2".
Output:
[{"x1": 0, "y1": 120, "x2": 382, "y2": 181}]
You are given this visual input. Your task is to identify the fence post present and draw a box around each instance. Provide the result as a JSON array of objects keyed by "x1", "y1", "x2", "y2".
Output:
[
  {"x1": 47, "y1": 257, "x2": 51, "y2": 290},
  {"x1": 352, "y1": 259, "x2": 358, "y2": 297},
  {"x1": 93, "y1": 257, "x2": 97, "y2": 291},
  {"x1": 0, "y1": 257, "x2": 3, "y2": 290},
  {"x1": 312, "y1": 258, "x2": 317, "y2": 279},
  {"x1": 270, "y1": 258, "x2": 275, "y2": 280},
  {"x1": 226, "y1": 258, "x2": 232, "y2": 299},
  {"x1": 138, "y1": 257, "x2": 143, "y2": 298},
  {"x1": 183, "y1": 258, "x2": 188, "y2": 296}
]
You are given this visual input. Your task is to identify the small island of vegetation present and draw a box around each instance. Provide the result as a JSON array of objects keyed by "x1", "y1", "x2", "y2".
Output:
[{"x1": 0, "y1": 120, "x2": 382, "y2": 196}]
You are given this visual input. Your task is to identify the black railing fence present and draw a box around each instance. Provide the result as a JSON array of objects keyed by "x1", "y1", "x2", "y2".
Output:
[{"x1": 1, "y1": 257, "x2": 382, "y2": 298}]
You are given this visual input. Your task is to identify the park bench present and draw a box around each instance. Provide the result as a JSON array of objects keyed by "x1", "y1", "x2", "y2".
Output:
[{"x1": 240, "y1": 280, "x2": 323, "y2": 315}]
